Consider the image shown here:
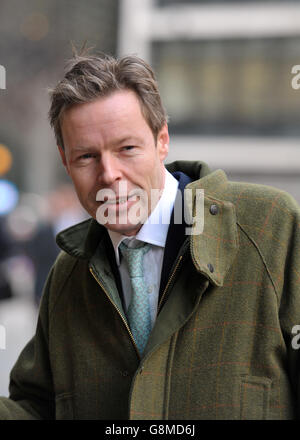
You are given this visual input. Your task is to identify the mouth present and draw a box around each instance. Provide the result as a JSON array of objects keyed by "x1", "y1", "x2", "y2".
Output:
[
  {"x1": 103, "y1": 196, "x2": 131, "y2": 205},
  {"x1": 95, "y1": 190, "x2": 149, "y2": 226},
  {"x1": 100, "y1": 194, "x2": 140, "y2": 207}
]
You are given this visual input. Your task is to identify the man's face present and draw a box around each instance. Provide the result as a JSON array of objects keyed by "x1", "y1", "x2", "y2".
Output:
[{"x1": 59, "y1": 89, "x2": 169, "y2": 236}]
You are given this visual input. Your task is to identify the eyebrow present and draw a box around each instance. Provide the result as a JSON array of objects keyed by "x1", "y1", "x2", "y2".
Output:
[
  {"x1": 71, "y1": 137, "x2": 143, "y2": 152},
  {"x1": 72, "y1": 146, "x2": 93, "y2": 152},
  {"x1": 115, "y1": 136, "x2": 143, "y2": 145}
]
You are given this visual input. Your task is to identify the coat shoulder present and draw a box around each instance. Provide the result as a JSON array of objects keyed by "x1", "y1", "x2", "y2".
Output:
[
  {"x1": 47, "y1": 251, "x2": 78, "y2": 316},
  {"x1": 224, "y1": 180, "x2": 300, "y2": 223},
  {"x1": 222, "y1": 180, "x2": 300, "y2": 298}
]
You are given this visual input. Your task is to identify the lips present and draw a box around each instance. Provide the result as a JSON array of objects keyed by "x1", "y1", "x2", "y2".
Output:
[
  {"x1": 100, "y1": 193, "x2": 139, "y2": 206},
  {"x1": 104, "y1": 196, "x2": 130, "y2": 205}
]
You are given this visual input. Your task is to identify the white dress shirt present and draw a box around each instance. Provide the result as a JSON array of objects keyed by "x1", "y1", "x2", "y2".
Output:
[{"x1": 108, "y1": 169, "x2": 179, "y2": 328}]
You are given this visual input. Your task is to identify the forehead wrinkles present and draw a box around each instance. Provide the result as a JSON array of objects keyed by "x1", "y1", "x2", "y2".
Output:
[{"x1": 62, "y1": 94, "x2": 154, "y2": 149}]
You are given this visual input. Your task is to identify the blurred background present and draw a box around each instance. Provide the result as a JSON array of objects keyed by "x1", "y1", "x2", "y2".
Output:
[{"x1": 0, "y1": 0, "x2": 300, "y2": 395}]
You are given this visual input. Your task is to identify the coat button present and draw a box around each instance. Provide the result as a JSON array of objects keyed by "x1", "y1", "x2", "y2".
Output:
[
  {"x1": 207, "y1": 263, "x2": 214, "y2": 273},
  {"x1": 210, "y1": 204, "x2": 219, "y2": 215},
  {"x1": 121, "y1": 370, "x2": 129, "y2": 377}
]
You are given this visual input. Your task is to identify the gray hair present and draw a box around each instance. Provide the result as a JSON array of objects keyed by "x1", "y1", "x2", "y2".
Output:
[{"x1": 48, "y1": 52, "x2": 168, "y2": 148}]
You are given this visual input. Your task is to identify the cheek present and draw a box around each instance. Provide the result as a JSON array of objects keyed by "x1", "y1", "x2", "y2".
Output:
[
  {"x1": 70, "y1": 166, "x2": 94, "y2": 186},
  {"x1": 131, "y1": 162, "x2": 155, "y2": 185},
  {"x1": 68, "y1": 170, "x2": 95, "y2": 203}
]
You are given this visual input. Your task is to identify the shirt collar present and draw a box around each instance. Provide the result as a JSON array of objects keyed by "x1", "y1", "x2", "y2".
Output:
[{"x1": 108, "y1": 169, "x2": 179, "y2": 266}]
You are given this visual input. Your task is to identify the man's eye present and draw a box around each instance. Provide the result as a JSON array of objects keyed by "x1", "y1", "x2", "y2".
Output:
[
  {"x1": 79, "y1": 153, "x2": 94, "y2": 159},
  {"x1": 122, "y1": 146, "x2": 134, "y2": 151}
]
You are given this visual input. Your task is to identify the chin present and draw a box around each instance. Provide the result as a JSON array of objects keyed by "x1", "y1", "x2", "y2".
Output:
[{"x1": 105, "y1": 222, "x2": 142, "y2": 237}]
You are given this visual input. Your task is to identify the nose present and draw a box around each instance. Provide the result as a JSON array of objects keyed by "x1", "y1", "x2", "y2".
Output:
[{"x1": 97, "y1": 153, "x2": 122, "y2": 186}]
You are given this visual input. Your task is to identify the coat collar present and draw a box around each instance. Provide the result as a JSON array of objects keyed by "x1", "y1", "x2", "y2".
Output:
[
  {"x1": 56, "y1": 161, "x2": 239, "y2": 287},
  {"x1": 185, "y1": 169, "x2": 239, "y2": 287}
]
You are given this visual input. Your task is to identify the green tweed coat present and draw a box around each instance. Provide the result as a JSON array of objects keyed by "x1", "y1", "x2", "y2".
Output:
[{"x1": 0, "y1": 161, "x2": 300, "y2": 420}]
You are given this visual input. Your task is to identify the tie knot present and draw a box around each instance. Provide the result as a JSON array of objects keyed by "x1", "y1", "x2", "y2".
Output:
[{"x1": 119, "y1": 241, "x2": 150, "y2": 278}]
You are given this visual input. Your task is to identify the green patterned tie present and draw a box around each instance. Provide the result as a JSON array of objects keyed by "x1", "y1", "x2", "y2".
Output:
[{"x1": 119, "y1": 241, "x2": 151, "y2": 354}]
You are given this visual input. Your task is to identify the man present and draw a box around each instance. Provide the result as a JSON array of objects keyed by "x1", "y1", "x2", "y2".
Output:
[{"x1": 0, "y1": 52, "x2": 300, "y2": 420}]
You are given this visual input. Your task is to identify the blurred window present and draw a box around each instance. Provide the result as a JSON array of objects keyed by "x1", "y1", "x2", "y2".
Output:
[{"x1": 152, "y1": 37, "x2": 300, "y2": 136}]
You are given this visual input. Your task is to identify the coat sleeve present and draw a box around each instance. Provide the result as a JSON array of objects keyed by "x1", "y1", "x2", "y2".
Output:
[
  {"x1": 0, "y1": 268, "x2": 55, "y2": 420},
  {"x1": 276, "y1": 191, "x2": 300, "y2": 418}
]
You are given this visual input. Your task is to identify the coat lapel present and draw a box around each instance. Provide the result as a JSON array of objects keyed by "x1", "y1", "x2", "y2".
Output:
[
  {"x1": 144, "y1": 168, "x2": 239, "y2": 356},
  {"x1": 186, "y1": 169, "x2": 239, "y2": 286}
]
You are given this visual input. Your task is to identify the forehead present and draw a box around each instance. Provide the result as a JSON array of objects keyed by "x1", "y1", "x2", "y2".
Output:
[
  {"x1": 60, "y1": 90, "x2": 155, "y2": 148},
  {"x1": 61, "y1": 89, "x2": 145, "y2": 129}
]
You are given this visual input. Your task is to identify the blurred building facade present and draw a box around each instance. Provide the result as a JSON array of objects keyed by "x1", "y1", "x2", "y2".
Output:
[
  {"x1": 118, "y1": 0, "x2": 300, "y2": 203},
  {"x1": 0, "y1": 0, "x2": 119, "y2": 195}
]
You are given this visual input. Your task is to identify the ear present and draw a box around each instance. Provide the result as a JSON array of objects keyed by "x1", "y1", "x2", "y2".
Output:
[
  {"x1": 157, "y1": 123, "x2": 169, "y2": 162},
  {"x1": 57, "y1": 145, "x2": 70, "y2": 175}
]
